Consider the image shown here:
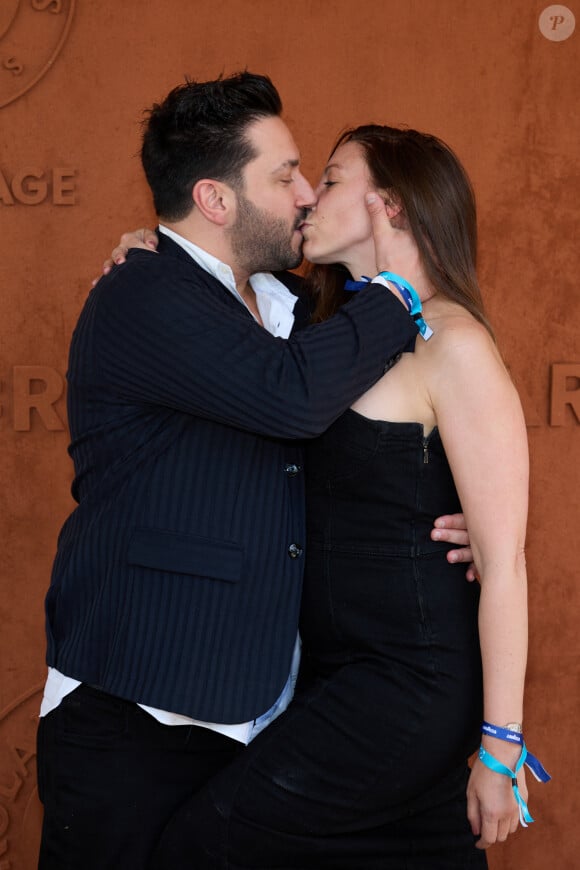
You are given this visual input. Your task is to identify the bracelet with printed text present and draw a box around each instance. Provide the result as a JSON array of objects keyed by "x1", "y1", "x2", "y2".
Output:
[
  {"x1": 481, "y1": 720, "x2": 551, "y2": 785},
  {"x1": 482, "y1": 720, "x2": 524, "y2": 745},
  {"x1": 375, "y1": 271, "x2": 433, "y2": 341}
]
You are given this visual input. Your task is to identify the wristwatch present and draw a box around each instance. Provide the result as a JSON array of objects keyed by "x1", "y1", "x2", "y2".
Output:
[{"x1": 504, "y1": 722, "x2": 523, "y2": 733}]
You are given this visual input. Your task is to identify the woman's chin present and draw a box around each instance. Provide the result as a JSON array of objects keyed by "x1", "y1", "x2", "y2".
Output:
[{"x1": 302, "y1": 241, "x2": 330, "y2": 265}]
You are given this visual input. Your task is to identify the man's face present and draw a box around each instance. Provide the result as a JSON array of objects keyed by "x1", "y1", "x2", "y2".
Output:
[{"x1": 228, "y1": 116, "x2": 315, "y2": 274}]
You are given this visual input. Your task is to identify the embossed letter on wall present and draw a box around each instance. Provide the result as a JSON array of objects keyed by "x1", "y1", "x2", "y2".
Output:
[
  {"x1": 0, "y1": 0, "x2": 76, "y2": 109},
  {"x1": 550, "y1": 363, "x2": 580, "y2": 426},
  {"x1": 0, "y1": 367, "x2": 66, "y2": 432},
  {"x1": 0, "y1": 685, "x2": 44, "y2": 869},
  {"x1": 0, "y1": 166, "x2": 77, "y2": 205}
]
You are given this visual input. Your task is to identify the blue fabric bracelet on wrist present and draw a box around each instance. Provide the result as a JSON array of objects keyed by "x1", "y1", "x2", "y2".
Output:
[
  {"x1": 479, "y1": 721, "x2": 551, "y2": 827},
  {"x1": 482, "y1": 721, "x2": 523, "y2": 745},
  {"x1": 481, "y1": 721, "x2": 551, "y2": 785},
  {"x1": 478, "y1": 744, "x2": 535, "y2": 827},
  {"x1": 343, "y1": 271, "x2": 433, "y2": 341},
  {"x1": 377, "y1": 271, "x2": 434, "y2": 341}
]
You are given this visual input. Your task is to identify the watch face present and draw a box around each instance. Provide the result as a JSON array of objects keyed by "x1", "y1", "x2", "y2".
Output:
[{"x1": 505, "y1": 722, "x2": 523, "y2": 733}]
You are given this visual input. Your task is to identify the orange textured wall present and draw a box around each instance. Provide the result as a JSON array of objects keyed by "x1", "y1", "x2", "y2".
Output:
[{"x1": 0, "y1": 1, "x2": 578, "y2": 867}]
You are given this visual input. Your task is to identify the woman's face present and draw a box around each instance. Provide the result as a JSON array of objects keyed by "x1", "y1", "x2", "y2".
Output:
[{"x1": 300, "y1": 141, "x2": 377, "y2": 277}]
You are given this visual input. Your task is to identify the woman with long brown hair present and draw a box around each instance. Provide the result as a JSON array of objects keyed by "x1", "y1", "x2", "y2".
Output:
[{"x1": 112, "y1": 124, "x2": 547, "y2": 868}]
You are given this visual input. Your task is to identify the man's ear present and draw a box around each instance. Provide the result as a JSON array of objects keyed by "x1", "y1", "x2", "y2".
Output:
[{"x1": 192, "y1": 179, "x2": 235, "y2": 226}]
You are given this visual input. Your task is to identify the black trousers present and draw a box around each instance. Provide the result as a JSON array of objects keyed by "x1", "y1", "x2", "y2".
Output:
[{"x1": 36, "y1": 684, "x2": 242, "y2": 870}]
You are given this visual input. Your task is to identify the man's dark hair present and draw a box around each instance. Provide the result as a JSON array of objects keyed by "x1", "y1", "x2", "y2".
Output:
[{"x1": 141, "y1": 72, "x2": 282, "y2": 220}]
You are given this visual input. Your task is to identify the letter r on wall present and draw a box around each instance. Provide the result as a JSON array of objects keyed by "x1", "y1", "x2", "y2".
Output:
[
  {"x1": 550, "y1": 363, "x2": 580, "y2": 425},
  {"x1": 13, "y1": 366, "x2": 65, "y2": 431}
]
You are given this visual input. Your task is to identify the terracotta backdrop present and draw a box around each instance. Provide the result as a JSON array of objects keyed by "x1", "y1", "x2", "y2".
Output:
[{"x1": 1, "y1": 1, "x2": 578, "y2": 867}]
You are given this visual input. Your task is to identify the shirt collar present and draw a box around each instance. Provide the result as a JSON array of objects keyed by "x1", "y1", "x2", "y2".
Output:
[{"x1": 158, "y1": 225, "x2": 297, "y2": 338}]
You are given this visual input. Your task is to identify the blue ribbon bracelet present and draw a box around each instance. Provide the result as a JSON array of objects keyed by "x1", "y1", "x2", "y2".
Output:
[
  {"x1": 479, "y1": 721, "x2": 551, "y2": 828},
  {"x1": 481, "y1": 721, "x2": 551, "y2": 784},
  {"x1": 344, "y1": 271, "x2": 433, "y2": 341},
  {"x1": 482, "y1": 721, "x2": 524, "y2": 745},
  {"x1": 478, "y1": 744, "x2": 535, "y2": 826}
]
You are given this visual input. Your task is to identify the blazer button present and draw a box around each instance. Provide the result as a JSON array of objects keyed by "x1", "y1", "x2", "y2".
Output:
[
  {"x1": 285, "y1": 463, "x2": 301, "y2": 476},
  {"x1": 287, "y1": 543, "x2": 303, "y2": 559}
]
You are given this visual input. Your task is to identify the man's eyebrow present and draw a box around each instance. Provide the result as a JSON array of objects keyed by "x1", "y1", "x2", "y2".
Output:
[{"x1": 273, "y1": 159, "x2": 300, "y2": 173}]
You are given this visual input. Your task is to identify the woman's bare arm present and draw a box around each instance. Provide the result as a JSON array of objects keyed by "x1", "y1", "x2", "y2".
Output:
[{"x1": 429, "y1": 318, "x2": 529, "y2": 849}]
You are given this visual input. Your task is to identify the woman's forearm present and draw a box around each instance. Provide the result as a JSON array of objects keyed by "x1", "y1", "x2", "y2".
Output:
[{"x1": 476, "y1": 553, "x2": 528, "y2": 764}]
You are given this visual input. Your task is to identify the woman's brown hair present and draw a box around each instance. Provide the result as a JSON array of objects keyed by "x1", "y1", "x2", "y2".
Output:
[{"x1": 307, "y1": 125, "x2": 493, "y2": 337}]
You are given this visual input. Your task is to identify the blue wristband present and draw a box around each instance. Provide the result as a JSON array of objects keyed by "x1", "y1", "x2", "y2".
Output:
[
  {"x1": 478, "y1": 744, "x2": 535, "y2": 827},
  {"x1": 344, "y1": 272, "x2": 433, "y2": 341},
  {"x1": 481, "y1": 721, "x2": 551, "y2": 785},
  {"x1": 482, "y1": 721, "x2": 523, "y2": 746},
  {"x1": 377, "y1": 271, "x2": 433, "y2": 341}
]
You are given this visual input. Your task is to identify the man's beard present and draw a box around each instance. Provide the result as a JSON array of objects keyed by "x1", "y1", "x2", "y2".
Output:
[{"x1": 229, "y1": 192, "x2": 306, "y2": 274}]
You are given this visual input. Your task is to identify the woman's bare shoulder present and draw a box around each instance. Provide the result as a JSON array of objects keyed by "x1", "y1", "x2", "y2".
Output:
[
  {"x1": 422, "y1": 300, "x2": 499, "y2": 363},
  {"x1": 414, "y1": 300, "x2": 513, "y2": 410}
]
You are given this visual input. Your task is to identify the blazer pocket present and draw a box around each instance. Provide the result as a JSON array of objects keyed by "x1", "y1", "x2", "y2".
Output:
[{"x1": 127, "y1": 528, "x2": 243, "y2": 583}]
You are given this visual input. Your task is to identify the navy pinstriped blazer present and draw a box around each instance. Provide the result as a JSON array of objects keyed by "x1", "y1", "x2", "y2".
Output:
[{"x1": 44, "y1": 233, "x2": 417, "y2": 723}]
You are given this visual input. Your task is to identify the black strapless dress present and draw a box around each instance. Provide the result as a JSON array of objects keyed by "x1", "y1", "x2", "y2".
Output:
[{"x1": 155, "y1": 411, "x2": 488, "y2": 869}]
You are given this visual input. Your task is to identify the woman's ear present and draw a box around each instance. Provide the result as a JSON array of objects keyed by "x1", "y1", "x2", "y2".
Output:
[
  {"x1": 380, "y1": 189, "x2": 408, "y2": 230},
  {"x1": 379, "y1": 190, "x2": 403, "y2": 220},
  {"x1": 192, "y1": 179, "x2": 235, "y2": 226}
]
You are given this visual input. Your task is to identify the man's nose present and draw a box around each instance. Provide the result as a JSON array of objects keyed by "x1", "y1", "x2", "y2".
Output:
[{"x1": 295, "y1": 173, "x2": 317, "y2": 209}]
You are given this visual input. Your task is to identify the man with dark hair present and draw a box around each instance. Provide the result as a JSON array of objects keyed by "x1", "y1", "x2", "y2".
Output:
[
  {"x1": 142, "y1": 75, "x2": 284, "y2": 221},
  {"x1": 37, "y1": 72, "x2": 466, "y2": 869}
]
